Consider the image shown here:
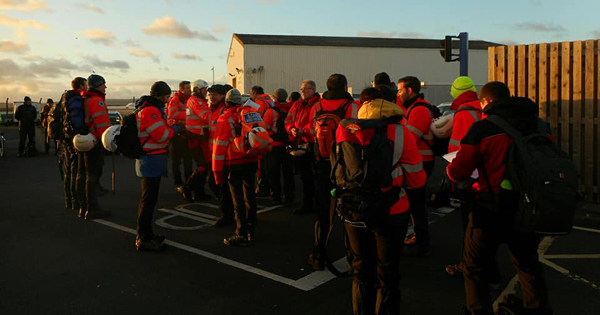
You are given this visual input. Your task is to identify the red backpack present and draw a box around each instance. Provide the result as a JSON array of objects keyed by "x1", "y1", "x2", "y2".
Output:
[
  {"x1": 231, "y1": 107, "x2": 273, "y2": 157},
  {"x1": 314, "y1": 100, "x2": 352, "y2": 160}
]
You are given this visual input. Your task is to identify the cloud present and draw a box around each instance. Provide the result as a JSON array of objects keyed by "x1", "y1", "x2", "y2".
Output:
[
  {"x1": 0, "y1": 0, "x2": 52, "y2": 12},
  {"x1": 0, "y1": 40, "x2": 30, "y2": 53},
  {"x1": 25, "y1": 57, "x2": 79, "y2": 78},
  {"x1": 514, "y1": 22, "x2": 566, "y2": 33},
  {"x1": 172, "y1": 53, "x2": 202, "y2": 61},
  {"x1": 592, "y1": 30, "x2": 600, "y2": 38},
  {"x1": 85, "y1": 55, "x2": 130, "y2": 71},
  {"x1": 130, "y1": 49, "x2": 159, "y2": 62},
  {"x1": 122, "y1": 39, "x2": 140, "y2": 47},
  {"x1": 356, "y1": 31, "x2": 424, "y2": 38},
  {"x1": 82, "y1": 4, "x2": 104, "y2": 14},
  {"x1": 213, "y1": 24, "x2": 228, "y2": 34},
  {"x1": 142, "y1": 16, "x2": 218, "y2": 40},
  {"x1": 79, "y1": 29, "x2": 116, "y2": 46},
  {"x1": 0, "y1": 12, "x2": 51, "y2": 30}
]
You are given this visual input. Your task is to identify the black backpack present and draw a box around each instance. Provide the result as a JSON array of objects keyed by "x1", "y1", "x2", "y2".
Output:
[
  {"x1": 487, "y1": 115, "x2": 578, "y2": 235},
  {"x1": 270, "y1": 106, "x2": 289, "y2": 144},
  {"x1": 61, "y1": 91, "x2": 87, "y2": 138},
  {"x1": 47, "y1": 102, "x2": 64, "y2": 140},
  {"x1": 117, "y1": 104, "x2": 152, "y2": 159},
  {"x1": 330, "y1": 118, "x2": 397, "y2": 226},
  {"x1": 406, "y1": 102, "x2": 448, "y2": 156}
]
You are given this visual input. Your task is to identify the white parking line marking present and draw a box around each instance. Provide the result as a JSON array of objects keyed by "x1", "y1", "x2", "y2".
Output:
[
  {"x1": 573, "y1": 226, "x2": 600, "y2": 234},
  {"x1": 540, "y1": 257, "x2": 600, "y2": 291},
  {"x1": 291, "y1": 257, "x2": 348, "y2": 291},
  {"x1": 542, "y1": 254, "x2": 600, "y2": 259},
  {"x1": 257, "y1": 205, "x2": 283, "y2": 214},
  {"x1": 158, "y1": 208, "x2": 216, "y2": 225},
  {"x1": 171, "y1": 206, "x2": 220, "y2": 221}
]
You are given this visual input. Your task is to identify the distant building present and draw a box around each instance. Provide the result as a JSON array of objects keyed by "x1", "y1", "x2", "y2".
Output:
[{"x1": 227, "y1": 34, "x2": 497, "y2": 105}]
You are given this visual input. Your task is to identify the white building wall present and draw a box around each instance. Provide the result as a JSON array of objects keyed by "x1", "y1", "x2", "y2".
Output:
[
  {"x1": 235, "y1": 44, "x2": 488, "y2": 105},
  {"x1": 227, "y1": 39, "x2": 245, "y2": 90}
]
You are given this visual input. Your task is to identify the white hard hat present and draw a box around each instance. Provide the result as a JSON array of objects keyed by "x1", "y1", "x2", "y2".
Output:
[
  {"x1": 430, "y1": 112, "x2": 454, "y2": 139},
  {"x1": 102, "y1": 125, "x2": 121, "y2": 152},
  {"x1": 246, "y1": 126, "x2": 267, "y2": 148},
  {"x1": 73, "y1": 133, "x2": 97, "y2": 152},
  {"x1": 192, "y1": 80, "x2": 209, "y2": 90}
]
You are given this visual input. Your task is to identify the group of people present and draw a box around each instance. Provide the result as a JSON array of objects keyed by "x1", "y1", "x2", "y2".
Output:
[{"x1": 41, "y1": 71, "x2": 553, "y2": 315}]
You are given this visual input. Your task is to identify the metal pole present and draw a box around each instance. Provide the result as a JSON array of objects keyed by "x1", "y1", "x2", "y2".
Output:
[
  {"x1": 111, "y1": 153, "x2": 116, "y2": 195},
  {"x1": 212, "y1": 67, "x2": 215, "y2": 85},
  {"x1": 459, "y1": 32, "x2": 469, "y2": 76}
]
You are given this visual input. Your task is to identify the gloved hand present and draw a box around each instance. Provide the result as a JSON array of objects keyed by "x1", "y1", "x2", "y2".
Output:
[
  {"x1": 171, "y1": 124, "x2": 181, "y2": 134},
  {"x1": 214, "y1": 171, "x2": 224, "y2": 185}
]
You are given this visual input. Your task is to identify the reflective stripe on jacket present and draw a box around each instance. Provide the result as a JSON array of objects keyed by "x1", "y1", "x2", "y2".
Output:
[
  {"x1": 83, "y1": 91, "x2": 110, "y2": 139},
  {"x1": 137, "y1": 105, "x2": 173, "y2": 155},
  {"x1": 211, "y1": 105, "x2": 259, "y2": 173},
  {"x1": 186, "y1": 95, "x2": 210, "y2": 135}
]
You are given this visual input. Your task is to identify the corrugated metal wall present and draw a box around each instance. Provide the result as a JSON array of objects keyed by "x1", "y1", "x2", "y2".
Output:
[{"x1": 233, "y1": 44, "x2": 488, "y2": 105}]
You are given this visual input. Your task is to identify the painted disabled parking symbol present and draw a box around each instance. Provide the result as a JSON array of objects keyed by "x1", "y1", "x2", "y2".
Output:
[{"x1": 155, "y1": 203, "x2": 283, "y2": 230}]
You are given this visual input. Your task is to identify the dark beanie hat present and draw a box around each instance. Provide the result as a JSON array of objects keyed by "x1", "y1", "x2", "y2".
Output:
[
  {"x1": 150, "y1": 81, "x2": 172, "y2": 97},
  {"x1": 374, "y1": 72, "x2": 392, "y2": 87},
  {"x1": 88, "y1": 74, "x2": 106, "y2": 89}
]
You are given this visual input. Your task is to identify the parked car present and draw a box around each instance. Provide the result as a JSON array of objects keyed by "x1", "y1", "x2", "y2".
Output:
[
  {"x1": 125, "y1": 102, "x2": 136, "y2": 109},
  {"x1": 437, "y1": 102, "x2": 452, "y2": 115},
  {"x1": 108, "y1": 111, "x2": 123, "y2": 125}
]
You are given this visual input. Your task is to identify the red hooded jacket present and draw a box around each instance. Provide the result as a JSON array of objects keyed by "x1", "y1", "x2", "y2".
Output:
[{"x1": 448, "y1": 91, "x2": 484, "y2": 153}]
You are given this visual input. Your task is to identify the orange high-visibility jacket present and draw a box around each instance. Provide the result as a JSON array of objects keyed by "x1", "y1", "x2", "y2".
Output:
[
  {"x1": 262, "y1": 101, "x2": 292, "y2": 147},
  {"x1": 83, "y1": 91, "x2": 111, "y2": 139},
  {"x1": 253, "y1": 94, "x2": 274, "y2": 117},
  {"x1": 403, "y1": 96, "x2": 434, "y2": 162},
  {"x1": 186, "y1": 95, "x2": 210, "y2": 136},
  {"x1": 208, "y1": 101, "x2": 227, "y2": 155},
  {"x1": 284, "y1": 94, "x2": 320, "y2": 145},
  {"x1": 212, "y1": 105, "x2": 260, "y2": 173},
  {"x1": 137, "y1": 100, "x2": 174, "y2": 155},
  {"x1": 167, "y1": 92, "x2": 189, "y2": 126},
  {"x1": 448, "y1": 91, "x2": 483, "y2": 153}
]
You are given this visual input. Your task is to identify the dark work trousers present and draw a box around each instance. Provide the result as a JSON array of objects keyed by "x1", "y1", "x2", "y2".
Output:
[
  {"x1": 137, "y1": 177, "x2": 161, "y2": 241},
  {"x1": 44, "y1": 129, "x2": 58, "y2": 154},
  {"x1": 256, "y1": 155, "x2": 270, "y2": 195},
  {"x1": 169, "y1": 134, "x2": 192, "y2": 186},
  {"x1": 346, "y1": 213, "x2": 410, "y2": 315},
  {"x1": 18, "y1": 127, "x2": 35, "y2": 154},
  {"x1": 185, "y1": 134, "x2": 209, "y2": 195},
  {"x1": 463, "y1": 210, "x2": 552, "y2": 315},
  {"x1": 313, "y1": 159, "x2": 333, "y2": 259},
  {"x1": 267, "y1": 145, "x2": 295, "y2": 203},
  {"x1": 76, "y1": 143, "x2": 103, "y2": 213},
  {"x1": 60, "y1": 141, "x2": 80, "y2": 210},
  {"x1": 406, "y1": 160, "x2": 434, "y2": 246},
  {"x1": 225, "y1": 162, "x2": 258, "y2": 236},
  {"x1": 293, "y1": 152, "x2": 315, "y2": 210}
]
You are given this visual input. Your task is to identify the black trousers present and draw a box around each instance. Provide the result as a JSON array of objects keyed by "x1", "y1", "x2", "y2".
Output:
[
  {"x1": 406, "y1": 160, "x2": 434, "y2": 246},
  {"x1": 60, "y1": 141, "x2": 79, "y2": 210},
  {"x1": 346, "y1": 213, "x2": 410, "y2": 315},
  {"x1": 313, "y1": 159, "x2": 333, "y2": 258},
  {"x1": 185, "y1": 136, "x2": 209, "y2": 195},
  {"x1": 267, "y1": 146, "x2": 295, "y2": 202},
  {"x1": 76, "y1": 143, "x2": 103, "y2": 212},
  {"x1": 463, "y1": 210, "x2": 552, "y2": 315},
  {"x1": 18, "y1": 127, "x2": 35, "y2": 154},
  {"x1": 225, "y1": 162, "x2": 258, "y2": 236},
  {"x1": 137, "y1": 177, "x2": 161, "y2": 241},
  {"x1": 44, "y1": 129, "x2": 58, "y2": 154},
  {"x1": 293, "y1": 153, "x2": 315, "y2": 210},
  {"x1": 256, "y1": 154, "x2": 270, "y2": 194},
  {"x1": 169, "y1": 135, "x2": 192, "y2": 186}
]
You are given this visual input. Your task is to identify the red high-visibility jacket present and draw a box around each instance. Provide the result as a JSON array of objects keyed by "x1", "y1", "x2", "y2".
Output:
[
  {"x1": 212, "y1": 105, "x2": 260, "y2": 173},
  {"x1": 263, "y1": 101, "x2": 292, "y2": 147},
  {"x1": 167, "y1": 92, "x2": 190, "y2": 126},
  {"x1": 208, "y1": 100, "x2": 227, "y2": 155},
  {"x1": 82, "y1": 90, "x2": 111, "y2": 139},
  {"x1": 284, "y1": 94, "x2": 320, "y2": 145},
  {"x1": 307, "y1": 95, "x2": 361, "y2": 144},
  {"x1": 253, "y1": 94, "x2": 274, "y2": 117},
  {"x1": 136, "y1": 99, "x2": 174, "y2": 155},
  {"x1": 448, "y1": 91, "x2": 483, "y2": 153},
  {"x1": 403, "y1": 96, "x2": 434, "y2": 162},
  {"x1": 186, "y1": 95, "x2": 210, "y2": 136}
]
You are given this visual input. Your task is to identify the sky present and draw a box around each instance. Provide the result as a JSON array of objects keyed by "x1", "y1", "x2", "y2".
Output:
[{"x1": 1, "y1": 0, "x2": 599, "y2": 102}]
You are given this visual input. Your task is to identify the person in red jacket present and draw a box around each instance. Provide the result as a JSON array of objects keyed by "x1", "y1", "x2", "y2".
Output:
[
  {"x1": 134, "y1": 81, "x2": 176, "y2": 251},
  {"x1": 345, "y1": 87, "x2": 426, "y2": 314},
  {"x1": 177, "y1": 79, "x2": 211, "y2": 202},
  {"x1": 263, "y1": 88, "x2": 294, "y2": 205},
  {"x1": 167, "y1": 81, "x2": 192, "y2": 188},
  {"x1": 447, "y1": 96, "x2": 553, "y2": 315},
  {"x1": 308, "y1": 73, "x2": 361, "y2": 270},
  {"x1": 397, "y1": 76, "x2": 436, "y2": 255},
  {"x1": 250, "y1": 85, "x2": 275, "y2": 197},
  {"x1": 284, "y1": 80, "x2": 320, "y2": 214},
  {"x1": 448, "y1": 76, "x2": 483, "y2": 153},
  {"x1": 212, "y1": 89, "x2": 261, "y2": 247},
  {"x1": 207, "y1": 84, "x2": 235, "y2": 226},
  {"x1": 77, "y1": 74, "x2": 111, "y2": 220}
]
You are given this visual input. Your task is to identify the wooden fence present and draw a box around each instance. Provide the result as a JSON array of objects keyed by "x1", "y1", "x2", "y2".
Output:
[{"x1": 488, "y1": 40, "x2": 599, "y2": 203}]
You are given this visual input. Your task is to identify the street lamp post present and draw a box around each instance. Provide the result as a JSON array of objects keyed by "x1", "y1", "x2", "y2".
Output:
[{"x1": 211, "y1": 67, "x2": 215, "y2": 85}]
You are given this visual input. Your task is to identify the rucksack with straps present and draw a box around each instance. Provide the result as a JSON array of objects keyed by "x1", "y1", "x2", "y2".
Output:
[
  {"x1": 406, "y1": 101, "x2": 451, "y2": 156},
  {"x1": 314, "y1": 99, "x2": 352, "y2": 160},
  {"x1": 231, "y1": 107, "x2": 273, "y2": 156},
  {"x1": 118, "y1": 102, "x2": 153, "y2": 159},
  {"x1": 270, "y1": 106, "x2": 289, "y2": 144},
  {"x1": 62, "y1": 91, "x2": 87, "y2": 138},
  {"x1": 486, "y1": 115, "x2": 578, "y2": 235}
]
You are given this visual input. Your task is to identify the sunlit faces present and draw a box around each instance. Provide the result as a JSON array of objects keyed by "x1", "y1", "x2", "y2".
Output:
[
  {"x1": 396, "y1": 81, "x2": 411, "y2": 104},
  {"x1": 209, "y1": 92, "x2": 225, "y2": 104},
  {"x1": 182, "y1": 83, "x2": 192, "y2": 97},
  {"x1": 300, "y1": 82, "x2": 315, "y2": 100}
]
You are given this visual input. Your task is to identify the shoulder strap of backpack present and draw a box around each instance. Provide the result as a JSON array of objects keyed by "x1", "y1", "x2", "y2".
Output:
[
  {"x1": 406, "y1": 102, "x2": 431, "y2": 120},
  {"x1": 486, "y1": 115, "x2": 523, "y2": 140},
  {"x1": 456, "y1": 106, "x2": 483, "y2": 121}
]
